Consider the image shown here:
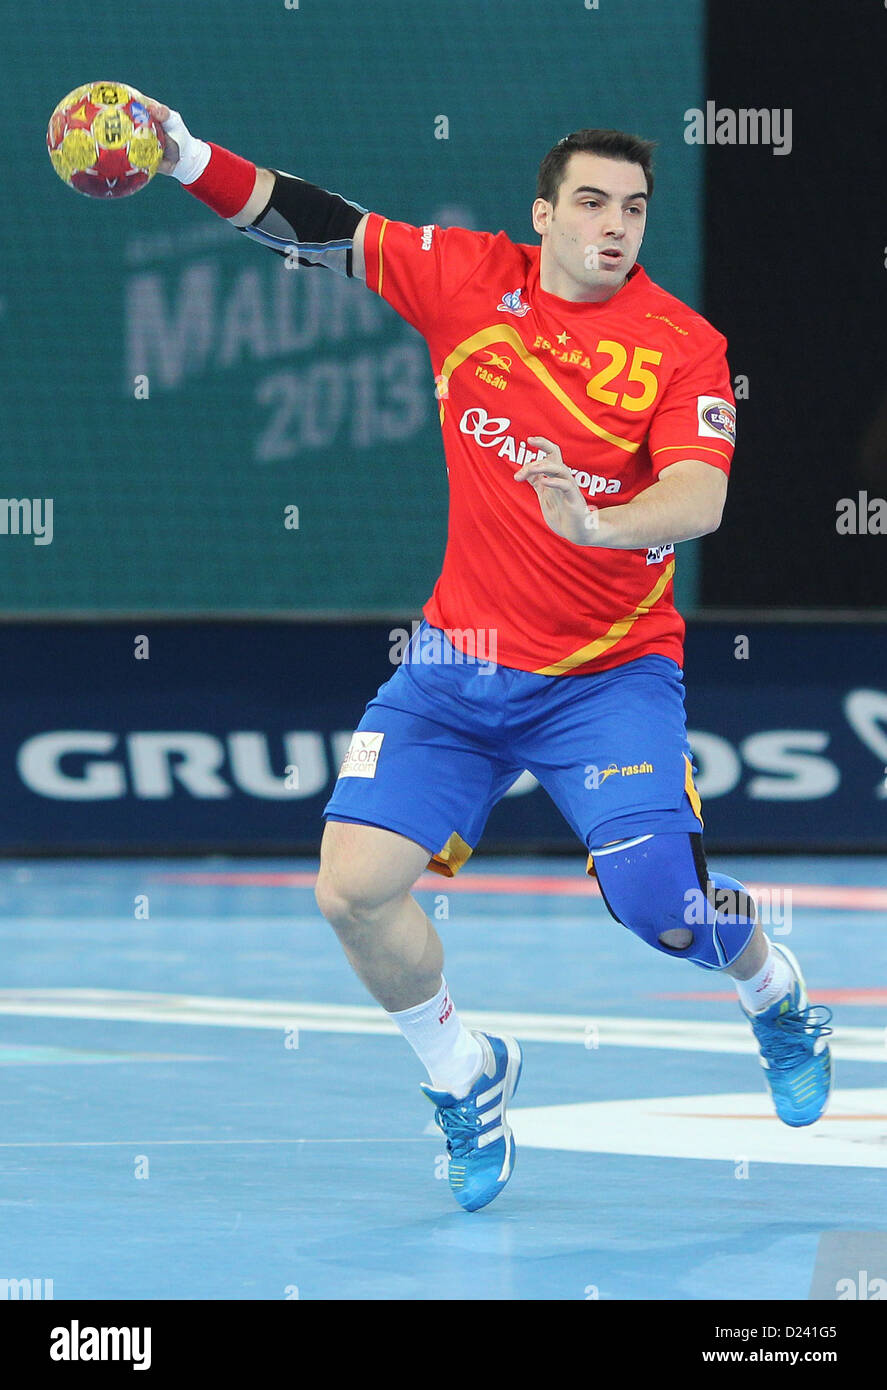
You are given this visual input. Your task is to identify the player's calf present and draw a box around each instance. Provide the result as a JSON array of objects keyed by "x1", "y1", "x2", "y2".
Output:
[{"x1": 314, "y1": 819, "x2": 518, "y2": 1202}]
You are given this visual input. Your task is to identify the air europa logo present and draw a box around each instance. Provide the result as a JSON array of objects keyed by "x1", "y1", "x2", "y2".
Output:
[{"x1": 458, "y1": 408, "x2": 622, "y2": 495}]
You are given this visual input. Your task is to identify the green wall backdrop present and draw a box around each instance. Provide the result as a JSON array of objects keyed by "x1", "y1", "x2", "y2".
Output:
[{"x1": 2, "y1": 0, "x2": 705, "y2": 613}]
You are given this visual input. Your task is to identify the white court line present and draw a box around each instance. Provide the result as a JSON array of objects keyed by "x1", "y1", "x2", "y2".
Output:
[
  {"x1": 0, "y1": 1138, "x2": 430, "y2": 1149},
  {"x1": 0, "y1": 988, "x2": 883, "y2": 1060},
  {"x1": 510, "y1": 1089, "x2": 887, "y2": 1169}
]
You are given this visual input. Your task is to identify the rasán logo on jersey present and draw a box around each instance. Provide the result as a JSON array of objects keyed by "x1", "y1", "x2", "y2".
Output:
[
  {"x1": 475, "y1": 350, "x2": 512, "y2": 392},
  {"x1": 459, "y1": 407, "x2": 622, "y2": 496}
]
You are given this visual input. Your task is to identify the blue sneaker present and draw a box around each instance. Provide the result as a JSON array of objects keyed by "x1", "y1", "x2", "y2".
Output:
[
  {"x1": 742, "y1": 942, "x2": 833, "y2": 1127},
  {"x1": 422, "y1": 1031, "x2": 522, "y2": 1212}
]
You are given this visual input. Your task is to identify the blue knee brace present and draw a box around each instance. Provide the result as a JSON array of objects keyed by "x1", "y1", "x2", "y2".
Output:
[{"x1": 590, "y1": 831, "x2": 756, "y2": 970}]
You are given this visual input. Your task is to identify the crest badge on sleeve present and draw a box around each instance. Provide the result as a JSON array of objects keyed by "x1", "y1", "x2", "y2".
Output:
[{"x1": 696, "y1": 396, "x2": 737, "y2": 444}]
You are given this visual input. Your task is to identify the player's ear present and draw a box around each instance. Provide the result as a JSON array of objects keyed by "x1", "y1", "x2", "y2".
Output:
[{"x1": 531, "y1": 197, "x2": 550, "y2": 235}]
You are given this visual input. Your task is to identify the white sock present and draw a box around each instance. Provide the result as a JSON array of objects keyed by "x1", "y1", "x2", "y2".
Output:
[
  {"x1": 735, "y1": 940, "x2": 795, "y2": 1014},
  {"x1": 388, "y1": 977, "x2": 484, "y2": 1099}
]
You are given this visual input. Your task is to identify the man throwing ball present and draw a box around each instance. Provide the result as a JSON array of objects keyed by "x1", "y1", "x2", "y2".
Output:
[{"x1": 141, "y1": 98, "x2": 833, "y2": 1212}]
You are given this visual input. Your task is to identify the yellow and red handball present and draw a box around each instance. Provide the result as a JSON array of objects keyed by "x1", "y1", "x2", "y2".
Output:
[{"x1": 47, "y1": 82, "x2": 164, "y2": 198}]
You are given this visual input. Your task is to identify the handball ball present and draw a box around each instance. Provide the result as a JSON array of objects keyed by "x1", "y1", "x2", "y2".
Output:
[{"x1": 47, "y1": 82, "x2": 165, "y2": 198}]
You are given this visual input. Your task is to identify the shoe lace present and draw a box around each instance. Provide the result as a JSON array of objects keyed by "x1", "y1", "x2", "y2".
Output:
[
  {"x1": 435, "y1": 1102, "x2": 482, "y2": 1160},
  {"x1": 755, "y1": 1003, "x2": 833, "y2": 1070}
]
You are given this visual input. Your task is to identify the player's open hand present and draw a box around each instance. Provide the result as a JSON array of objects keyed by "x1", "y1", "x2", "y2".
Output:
[{"x1": 514, "y1": 437, "x2": 598, "y2": 545}]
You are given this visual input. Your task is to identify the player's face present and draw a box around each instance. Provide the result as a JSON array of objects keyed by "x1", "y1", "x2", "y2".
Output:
[{"x1": 532, "y1": 153, "x2": 648, "y2": 301}]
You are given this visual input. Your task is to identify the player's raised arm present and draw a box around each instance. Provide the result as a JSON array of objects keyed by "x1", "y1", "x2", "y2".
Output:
[{"x1": 143, "y1": 98, "x2": 371, "y2": 282}]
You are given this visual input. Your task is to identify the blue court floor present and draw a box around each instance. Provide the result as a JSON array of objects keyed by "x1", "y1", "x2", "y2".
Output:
[{"x1": 0, "y1": 855, "x2": 884, "y2": 1301}]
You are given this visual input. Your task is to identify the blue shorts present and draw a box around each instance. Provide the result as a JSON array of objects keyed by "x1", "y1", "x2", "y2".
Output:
[{"x1": 323, "y1": 621, "x2": 704, "y2": 876}]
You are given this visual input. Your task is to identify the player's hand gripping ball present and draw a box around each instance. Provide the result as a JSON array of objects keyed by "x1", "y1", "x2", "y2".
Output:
[{"x1": 47, "y1": 82, "x2": 165, "y2": 198}]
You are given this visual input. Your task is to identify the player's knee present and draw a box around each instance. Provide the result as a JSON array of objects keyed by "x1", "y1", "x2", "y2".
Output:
[
  {"x1": 316, "y1": 821, "x2": 429, "y2": 939},
  {"x1": 314, "y1": 870, "x2": 347, "y2": 929},
  {"x1": 314, "y1": 863, "x2": 407, "y2": 942},
  {"x1": 315, "y1": 871, "x2": 374, "y2": 934},
  {"x1": 591, "y1": 832, "x2": 756, "y2": 969},
  {"x1": 659, "y1": 927, "x2": 694, "y2": 950},
  {"x1": 592, "y1": 833, "x2": 698, "y2": 950}
]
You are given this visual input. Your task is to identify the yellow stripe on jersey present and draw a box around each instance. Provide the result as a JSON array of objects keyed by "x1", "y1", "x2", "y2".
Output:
[
  {"x1": 438, "y1": 325, "x2": 641, "y2": 455},
  {"x1": 651, "y1": 443, "x2": 732, "y2": 464},
  {"x1": 376, "y1": 217, "x2": 389, "y2": 297},
  {"x1": 533, "y1": 560, "x2": 675, "y2": 675},
  {"x1": 683, "y1": 752, "x2": 704, "y2": 825}
]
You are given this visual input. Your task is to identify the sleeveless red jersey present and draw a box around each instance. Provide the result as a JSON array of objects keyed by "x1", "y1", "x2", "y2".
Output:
[{"x1": 363, "y1": 213, "x2": 736, "y2": 676}]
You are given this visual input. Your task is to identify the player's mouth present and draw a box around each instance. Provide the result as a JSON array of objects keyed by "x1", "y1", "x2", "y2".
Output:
[{"x1": 598, "y1": 247, "x2": 624, "y2": 266}]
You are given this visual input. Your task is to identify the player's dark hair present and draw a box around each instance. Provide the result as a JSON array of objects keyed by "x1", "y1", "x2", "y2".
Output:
[{"x1": 537, "y1": 129, "x2": 656, "y2": 207}]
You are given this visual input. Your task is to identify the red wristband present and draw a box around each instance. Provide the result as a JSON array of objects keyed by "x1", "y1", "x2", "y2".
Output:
[{"x1": 182, "y1": 142, "x2": 258, "y2": 219}]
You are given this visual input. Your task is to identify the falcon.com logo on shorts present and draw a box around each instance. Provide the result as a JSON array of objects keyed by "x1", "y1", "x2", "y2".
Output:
[{"x1": 338, "y1": 732, "x2": 385, "y2": 779}]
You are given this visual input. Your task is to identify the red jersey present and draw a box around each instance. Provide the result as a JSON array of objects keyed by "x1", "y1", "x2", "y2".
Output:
[{"x1": 362, "y1": 213, "x2": 736, "y2": 676}]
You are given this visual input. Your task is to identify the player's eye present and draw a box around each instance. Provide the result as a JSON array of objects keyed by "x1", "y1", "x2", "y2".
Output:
[
  {"x1": 627, "y1": 206, "x2": 644, "y2": 215},
  {"x1": 582, "y1": 200, "x2": 600, "y2": 208}
]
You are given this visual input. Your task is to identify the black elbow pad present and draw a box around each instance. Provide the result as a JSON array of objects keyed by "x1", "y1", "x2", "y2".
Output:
[{"x1": 238, "y1": 169, "x2": 368, "y2": 277}]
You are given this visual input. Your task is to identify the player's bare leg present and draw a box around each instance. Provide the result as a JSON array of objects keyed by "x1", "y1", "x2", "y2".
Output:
[
  {"x1": 314, "y1": 819, "x2": 442, "y2": 1012},
  {"x1": 316, "y1": 819, "x2": 489, "y2": 1095},
  {"x1": 315, "y1": 819, "x2": 523, "y2": 1210}
]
